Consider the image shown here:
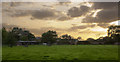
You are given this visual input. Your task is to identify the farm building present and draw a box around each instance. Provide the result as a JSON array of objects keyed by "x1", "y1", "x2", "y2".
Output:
[
  {"x1": 17, "y1": 41, "x2": 39, "y2": 46},
  {"x1": 56, "y1": 39, "x2": 78, "y2": 45},
  {"x1": 89, "y1": 41, "x2": 105, "y2": 45},
  {"x1": 77, "y1": 41, "x2": 90, "y2": 45},
  {"x1": 69, "y1": 39, "x2": 78, "y2": 45}
]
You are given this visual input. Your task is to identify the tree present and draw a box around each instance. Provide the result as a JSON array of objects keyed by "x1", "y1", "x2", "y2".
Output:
[
  {"x1": 61, "y1": 34, "x2": 72, "y2": 40},
  {"x1": 87, "y1": 38, "x2": 95, "y2": 41},
  {"x1": 2, "y1": 27, "x2": 9, "y2": 44},
  {"x1": 60, "y1": 34, "x2": 75, "y2": 45},
  {"x1": 7, "y1": 32, "x2": 17, "y2": 47},
  {"x1": 11, "y1": 27, "x2": 22, "y2": 41},
  {"x1": 41, "y1": 30, "x2": 58, "y2": 45},
  {"x1": 108, "y1": 25, "x2": 120, "y2": 42},
  {"x1": 2, "y1": 27, "x2": 17, "y2": 46},
  {"x1": 11, "y1": 27, "x2": 35, "y2": 41},
  {"x1": 20, "y1": 36, "x2": 28, "y2": 41},
  {"x1": 103, "y1": 36, "x2": 114, "y2": 44},
  {"x1": 77, "y1": 37, "x2": 81, "y2": 41},
  {"x1": 27, "y1": 33, "x2": 35, "y2": 41},
  {"x1": 2, "y1": 27, "x2": 36, "y2": 46}
]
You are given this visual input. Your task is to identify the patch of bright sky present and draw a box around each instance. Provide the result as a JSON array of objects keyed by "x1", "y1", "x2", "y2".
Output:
[
  {"x1": 119, "y1": 20, "x2": 120, "y2": 25},
  {"x1": 83, "y1": 2, "x2": 93, "y2": 7},
  {"x1": 46, "y1": 20, "x2": 72, "y2": 29},
  {"x1": 90, "y1": 26, "x2": 108, "y2": 32},
  {"x1": 92, "y1": 9, "x2": 102, "y2": 17},
  {"x1": 109, "y1": 20, "x2": 119, "y2": 25}
]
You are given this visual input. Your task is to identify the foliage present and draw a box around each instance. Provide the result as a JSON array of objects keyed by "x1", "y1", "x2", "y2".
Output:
[
  {"x1": 61, "y1": 34, "x2": 72, "y2": 40},
  {"x1": 7, "y1": 32, "x2": 17, "y2": 45},
  {"x1": 2, "y1": 27, "x2": 8, "y2": 44},
  {"x1": 87, "y1": 38, "x2": 95, "y2": 41},
  {"x1": 41, "y1": 30, "x2": 58, "y2": 45},
  {"x1": 2, "y1": 27, "x2": 17, "y2": 46},
  {"x1": 11, "y1": 27, "x2": 35, "y2": 41},
  {"x1": 107, "y1": 25, "x2": 120, "y2": 43},
  {"x1": 77, "y1": 37, "x2": 82, "y2": 41},
  {"x1": 2, "y1": 27, "x2": 35, "y2": 46}
]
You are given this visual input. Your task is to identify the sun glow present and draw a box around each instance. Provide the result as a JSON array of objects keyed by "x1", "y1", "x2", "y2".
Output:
[
  {"x1": 90, "y1": 26, "x2": 108, "y2": 32},
  {"x1": 109, "y1": 21, "x2": 118, "y2": 25}
]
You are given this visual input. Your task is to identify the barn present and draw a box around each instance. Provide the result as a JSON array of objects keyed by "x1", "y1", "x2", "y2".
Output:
[
  {"x1": 77, "y1": 41, "x2": 90, "y2": 45},
  {"x1": 17, "y1": 41, "x2": 39, "y2": 46}
]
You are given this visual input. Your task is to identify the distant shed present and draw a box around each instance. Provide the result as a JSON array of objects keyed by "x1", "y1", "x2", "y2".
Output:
[
  {"x1": 77, "y1": 41, "x2": 90, "y2": 45},
  {"x1": 17, "y1": 41, "x2": 39, "y2": 45}
]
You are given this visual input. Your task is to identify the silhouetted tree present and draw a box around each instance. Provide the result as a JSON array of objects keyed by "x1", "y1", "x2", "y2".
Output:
[
  {"x1": 61, "y1": 34, "x2": 72, "y2": 40},
  {"x1": 41, "y1": 30, "x2": 58, "y2": 45},
  {"x1": 7, "y1": 32, "x2": 17, "y2": 47},
  {"x1": 2, "y1": 27, "x2": 9, "y2": 44},
  {"x1": 108, "y1": 25, "x2": 120, "y2": 42},
  {"x1": 11, "y1": 27, "x2": 35, "y2": 41},
  {"x1": 77, "y1": 37, "x2": 81, "y2": 41},
  {"x1": 2, "y1": 27, "x2": 35, "y2": 46},
  {"x1": 28, "y1": 33, "x2": 35, "y2": 41},
  {"x1": 87, "y1": 38, "x2": 95, "y2": 41},
  {"x1": 103, "y1": 36, "x2": 114, "y2": 44}
]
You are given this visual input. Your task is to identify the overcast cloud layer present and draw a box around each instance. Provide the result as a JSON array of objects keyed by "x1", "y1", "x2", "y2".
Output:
[
  {"x1": 2, "y1": 2, "x2": 119, "y2": 39},
  {"x1": 82, "y1": 2, "x2": 118, "y2": 23}
]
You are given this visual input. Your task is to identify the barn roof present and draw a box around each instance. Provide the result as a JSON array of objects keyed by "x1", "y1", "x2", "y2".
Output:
[{"x1": 17, "y1": 41, "x2": 37, "y2": 42}]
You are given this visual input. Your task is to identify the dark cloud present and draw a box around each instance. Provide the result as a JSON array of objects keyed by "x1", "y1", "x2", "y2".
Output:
[
  {"x1": 2, "y1": 3, "x2": 32, "y2": 17},
  {"x1": 82, "y1": 2, "x2": 118, "y2": 28},
  {"x1": 10, "y1": 9, "x2": 57, "y2": 19},
  {"x1": 2, "y1": 2, "x2": 20, "y2": 7},
  {"x1": 31, "y1": 10, "x2": 57, "y2": 20},
  {"x1": 92, "y1": 2, "x2": 118, "y2": 9},
  {"x1": 11, "y1": 10, "x2": 30, "y2": 17},
  {"x1": 82, "y1": 9, "x2": 118, "y2": 23},
  {"x1": 9, "y1": 9, "x2": 63, "y2": 20},
  {"x1": 57, "y1": 14, "x2": 71, "y2": 21},
  {"x1": 31, "y1": 10, "x2": 71, "y2": 21},
  {"x1": 3, "y1": 2, "x2": 33, "y2": 7},
  {"x1": 5, "y1": 7, "x2": 70, "y2": 21},
  {"x1": 97, "y1": 23, "x2": 110, "y2": 28},
  {"x1": 3, "y1": 2, "x2": 119, "y2": 23},
  {"x1": 57, "y1": 0, "x2": 71, "y2": 5},
  {"x1": 9, "y1": 2, "x2": 22, "y2": 7},
  {"x1": 3, "y1": 2, "x2": 70, "y2": 21},
  {"x1": 3, "y1": 2, "x2": 90, "y2": 21},
  {"x1": 67, "y1": 5, "x2": 90, "y2": 17},
  {"x1": 68, "y1": 24, "x2": 96, "y2": 31}
]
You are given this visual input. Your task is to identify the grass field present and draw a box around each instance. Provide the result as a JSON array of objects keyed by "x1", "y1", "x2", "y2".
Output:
[{"x1": 2, "y1": 45, "x2": 118, "y2": 60}]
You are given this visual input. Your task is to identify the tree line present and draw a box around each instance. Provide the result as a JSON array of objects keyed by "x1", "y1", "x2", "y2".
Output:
[
  {"x1": 2, "y1": 25, "x2": 120, "y2": 46},
  {"x1": 2, "y1": 27, "x2": 35, "y2": 46}
]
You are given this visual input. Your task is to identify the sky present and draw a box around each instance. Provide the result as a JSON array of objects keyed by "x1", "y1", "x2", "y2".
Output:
[{"x1": 2, "y1": 2, "x2": 119, "y2": 40}]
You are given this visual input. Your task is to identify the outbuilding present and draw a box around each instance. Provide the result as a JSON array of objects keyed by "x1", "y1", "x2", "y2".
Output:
[{"x1": 17, "y1": 41, "x2": 39, "y2": 46}]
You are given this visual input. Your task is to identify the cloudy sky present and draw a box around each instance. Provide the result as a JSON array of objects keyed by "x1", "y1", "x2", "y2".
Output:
[{"x1": 2, "y1": 2, "x2": 119, "y2": 40}]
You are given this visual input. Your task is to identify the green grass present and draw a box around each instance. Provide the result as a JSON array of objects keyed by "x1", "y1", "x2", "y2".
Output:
[{"x1": 2, "y1": 45, "x2": 118, "y2": 60}]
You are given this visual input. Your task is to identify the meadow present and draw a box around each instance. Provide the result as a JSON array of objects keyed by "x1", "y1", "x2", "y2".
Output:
[{"x1": 2, "y1": 45, "x2": 119, "y2": 60}]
